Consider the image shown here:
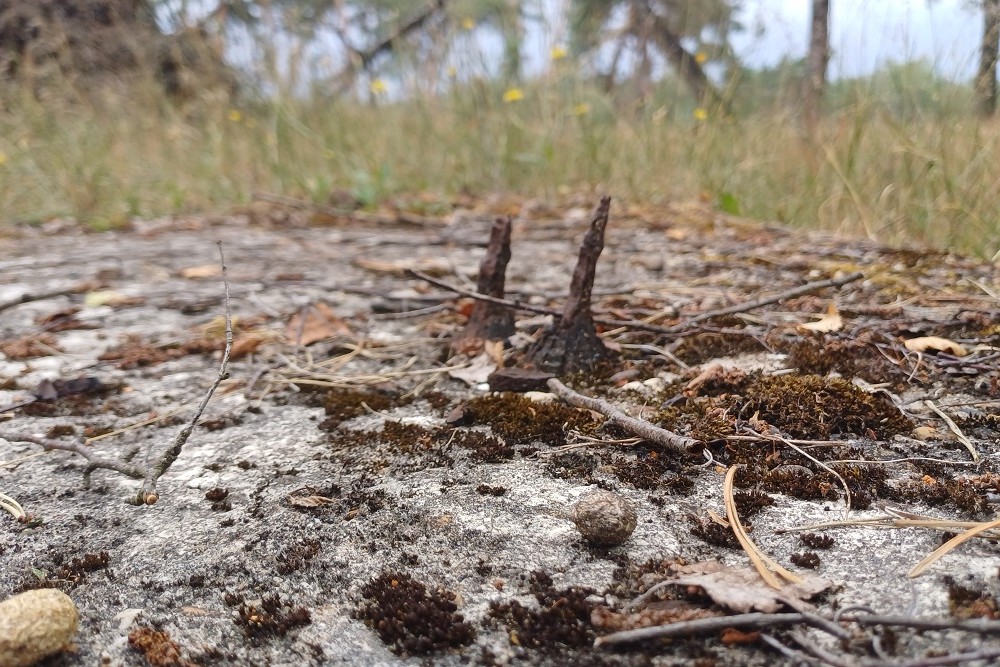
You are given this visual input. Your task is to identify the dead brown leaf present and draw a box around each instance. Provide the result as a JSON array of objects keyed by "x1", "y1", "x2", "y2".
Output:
[
  {"x1": 286, "y1": 303, "x2": 352, "y2": 346},
  {"x1": 667, "y1": 560, "x2": 833, "y2": 613},
  {"x1": 799, "y1": 303, "x2": 843, "y2": 333}
]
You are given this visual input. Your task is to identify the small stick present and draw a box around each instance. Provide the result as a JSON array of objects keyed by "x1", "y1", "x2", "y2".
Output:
[
  {"x1": 595, "y1": 610, "x2": 1000, "y2": 648},
  {"x1": 0, "y1": 284, "x2": 87, "y2": 314},
  {"x1": 545, "y1": 378, "x2": 701, "y2": 455},
  {"x1": 0, "y1": 432, "x2": 145, "y2": 479},
  {"x1": 138, "y1": 241, "x2": 233, "y2": 505}
]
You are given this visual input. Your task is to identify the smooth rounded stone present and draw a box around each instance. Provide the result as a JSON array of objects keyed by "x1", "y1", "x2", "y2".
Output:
[
  {"x1": 0, "y1": 588, "x2": 79, "y2": 667},
  {"x1": 571, "y1": 489, "x2": 637, "y2": 547}
]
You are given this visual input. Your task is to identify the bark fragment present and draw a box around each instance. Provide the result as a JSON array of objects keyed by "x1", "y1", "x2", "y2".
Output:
[
  {"x1": 528, "y1": 196, "x2": 617, "y2": 374},
  {"x1": 456, "y1": 216, "x2": 515, "y2": 343}
]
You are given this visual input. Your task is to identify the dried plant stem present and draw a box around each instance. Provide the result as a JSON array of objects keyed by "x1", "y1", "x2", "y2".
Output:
[
  {"x1": 0, "y1": 242, "x2": 233, "y2": 506},
  {"x1": 545, "y1": 378, "x2": 701, "y2": 455},
  {"x1": 139, "y1": 242, "x2": 233, "y2": 503},
  {"x1": 924, "y1": 400, "x2": 979, "y2": 463},
  {"x1": 724, "y1": 465, "x2": 802, "y2": 589},
  {"x1": 908, "y1": 516, "x2": 1000, "y2": 578},
  {"x1": 596, "y1": 610, "x2": 1000, "y2": 648}
]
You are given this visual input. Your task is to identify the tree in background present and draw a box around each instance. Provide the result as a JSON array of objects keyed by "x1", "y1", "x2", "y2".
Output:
[
  {"x1": 568, "y1": 0, "x2": 738, "y2": 111},
  {"x1": 803, "y1": 0, "x2": 830, "y2": 132},
  {"x1": 976, "y1": 0, "x2": 1000, "y2": 116}
]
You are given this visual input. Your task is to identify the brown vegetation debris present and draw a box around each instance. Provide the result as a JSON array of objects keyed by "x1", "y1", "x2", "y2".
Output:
[
  {"x1": 128, "y1": 626, "x2": 196, "y2": 667},
  {"x1": 354, "y1": 572, "x2": 475, "y2": 656},
  {"x1": 489, "y1": 571, "x2": 596, "y2": 649},
  {"x1": 236, "y1": 594, "x2": 311, "y2": 643},
  {"x1": 0, "y1": 333, "x2": 62, "y2": 359},
  {"x1": 98, "y1": 335, "x2": 218, "y2": 369},
  {"x1": 799, "y1": 533, "x2": 835, "y2": 550},
  {"x1": 945, "y1": 577, "x2": 1000, "y2": 620},
  {"x1": 785, "y1": 332, "x2": 911, "y2": 385},
  {"x1": 460, "y1": 393, "x2": 598, "y2": 446},
  {"x1": 318, "y1": 388, "x2": 402, "y2": 430},
  {"x1": 790, "y1": 552, "x2": 821, "y2": 569}
]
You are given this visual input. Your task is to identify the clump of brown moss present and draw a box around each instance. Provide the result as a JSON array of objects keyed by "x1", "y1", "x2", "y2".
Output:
[
  {"x1": 128, "y1": 626, "x2": 195, "y2": 667},
  {"x1": 662, "y1": 372, "x2": 911, "y2": 442},
  {"x1": 461, "y1": 393, "x2": 597, "y2": 446},
  {"x1": 945, "y1": 577, "x2": 1000, "y2": 619},
  {"x1": 489, "y1": 571, "x2": 595, "y2": 649},
  {"x1": 319, "y1": 388, "x2": 401, "y2": 430},
  {"x1": 784, "y1": 333, "x2": 910, "y2": 385},
  {"x1": 354, "y1": 572, "x2": 475, "y2": 656},
  {"x1": 672, "y1": 332, "x2": 767, "y2": 366},
  {"x1": 236, "y1": 595, "x2": 311, "y2": 643}
]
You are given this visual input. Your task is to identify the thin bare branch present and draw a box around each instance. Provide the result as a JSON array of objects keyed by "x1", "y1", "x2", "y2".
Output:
[
  {"x1": 138, "y1": 241, "x2": 233, "y2": 504},
  {"x1": 545, "y1": 378, "x2": 701, "y2": 454}
]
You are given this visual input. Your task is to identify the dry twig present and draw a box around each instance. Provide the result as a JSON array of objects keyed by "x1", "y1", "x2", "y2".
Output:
[
  {"x1": 545, "y1": 378, "x2": 701, "y2": 455},
  {"x1": 0, "y1": 242, "x2": 234, "y2": 505}
]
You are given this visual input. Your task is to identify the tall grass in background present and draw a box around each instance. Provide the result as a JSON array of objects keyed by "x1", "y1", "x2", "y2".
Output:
[{"x1": 0, "y1": 59, "x2": 998, "y2": 259}]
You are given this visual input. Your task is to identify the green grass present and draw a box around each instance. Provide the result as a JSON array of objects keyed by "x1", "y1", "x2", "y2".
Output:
[{"x1": 1, "y1": 72, "x2": 999, "y2": 259}]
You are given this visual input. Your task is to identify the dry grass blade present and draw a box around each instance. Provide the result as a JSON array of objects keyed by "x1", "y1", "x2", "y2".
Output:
[
  {"x1": 924, "y1": 400, "x2": 979, "y2": 463},
  {"x1": 0, "y1": 491, "x2": 25, "y2": 520},
  {"x1": 723, "y1": 466, "x2": 802, "y2": 589},
  {"x1": 908, "y1": 517, "x2": 1000, "y2": 578}
]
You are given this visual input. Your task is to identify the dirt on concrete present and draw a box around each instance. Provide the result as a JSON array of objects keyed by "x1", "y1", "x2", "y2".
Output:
[{"x1": 1, "y1": 196, "x2": 999, "y2": 666}]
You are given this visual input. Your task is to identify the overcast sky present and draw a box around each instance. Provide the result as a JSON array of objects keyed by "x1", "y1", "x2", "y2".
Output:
[{"x1": 733, "y1": 0, "x2": 981, "y2": 79}]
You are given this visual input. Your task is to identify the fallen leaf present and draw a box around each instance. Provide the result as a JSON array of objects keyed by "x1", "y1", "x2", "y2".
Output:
[
  {"x1": 179, "y1": 264, "x2": 222, "y2": 279},
  {"x1": 287, "y1": 494, "x2": 335, "y2": 508},
  {"x1": 666, "y1": 560, "x2": 833, "y2": 613},
  {"x1": 799, "y1": 303, "x2": 843, "y2": 332},
  {"x1": 286, "y1": 303, "x2": 352, "y2": 346},
  {"x1": 904, "y1": 336, "x2": 967, "y2": 356},
  {"x1": 447, "y1": 352, "x2": 497, "y2": 386}
]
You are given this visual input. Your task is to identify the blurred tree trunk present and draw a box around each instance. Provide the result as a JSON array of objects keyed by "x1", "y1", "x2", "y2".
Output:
[
  {"x1": 976, "y1": 0, "x2": 1000, "y2": 117},
  {"x1": 642, "y1": 2, "x2": 726, "y2": 112},
  {"x1": 803, "y1": 0, "x2": 830, "y2": 133}
]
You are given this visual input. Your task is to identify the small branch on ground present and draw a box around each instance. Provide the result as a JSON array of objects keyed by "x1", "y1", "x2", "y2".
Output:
[
  {"x1": 0, "y1": 284, "x2": 90, "y2": 314},
  {"x1": 0, "y1": 242, "x2": 233, "y2": 506},
  {"x1": 456, "y1": 216, "x2": 515, "y2": 342},
  {"x1": 529, "y1": 196, "x2": 617, "y2": 373},
  {"x1": 546, "y1": 378, "x2": 701, "y2": 455},
  {"x1": 410, "y1": 269, "x2": 864, "y2": 338},
  {"x1": 138, "y1": 241, "x2": 234, "y2": 505}
]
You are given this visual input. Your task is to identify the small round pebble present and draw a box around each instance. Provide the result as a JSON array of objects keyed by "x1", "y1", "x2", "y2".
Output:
[
  {"x1": 0, "y1": 588, "x2": 79, "y2": 667},
  {"x1": 571, "y1": 489, "x2": 637, "y2": 547}
]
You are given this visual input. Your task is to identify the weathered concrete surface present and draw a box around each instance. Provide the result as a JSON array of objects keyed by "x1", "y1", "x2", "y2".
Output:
[{"x1": 0, "y1": 204, "x2": 998, "y2": 666}]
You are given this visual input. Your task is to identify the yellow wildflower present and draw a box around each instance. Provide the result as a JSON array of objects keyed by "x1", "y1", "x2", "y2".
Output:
[
  {"x1": 447, "y1": 66, "x2": 457, "y2": 78},
  {"x1": 462, "y1": 17, "x2": 475, "y2": 30},
  {"x1": 370, "y1": 78, "x2": 387, "y2": 95},
  {"x1": 693, "y1": 107, "x2": 708, "y2": 121},
  {"x1": 571, "y1": 103, "x2": 590, "y2": 116},
  {"x1": 227, "y1": 109, "x2": 242, "y2": 122},
  {"x1": 0, "y1": 151, "x2": 6, "y2": 166},
  {"x1": 502, "y1": 87, "x2": 524, "y2": 103},
  {"x1": 550, "y1": 45, "x2": 568, "y2": 61},
  {"x1": 695, "y1": 51, "x2": 708, "y2": 64}
]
